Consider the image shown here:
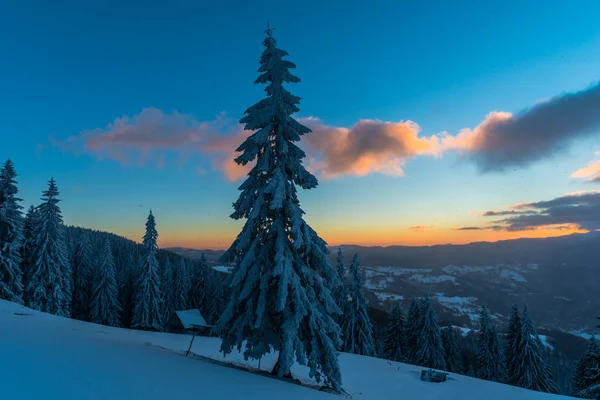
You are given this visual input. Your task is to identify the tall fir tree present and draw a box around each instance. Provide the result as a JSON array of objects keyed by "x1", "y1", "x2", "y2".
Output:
[
  {"x1": 341, "y1": 253, "x2": 375, "y2": 356},
  {"x1": 572, "y1": 336, "x2": 600, "y2": 398},
  {"x1": 160, "y1": 256, "x2": 176, "y2": 325},
  {"x1": 476, "y1": 305, "x2": 505, "y2": 382},
  {"x1": 442, "y1": 323, "x2": 464, "y2": 374},
  {"x1": 213, "y1": 26, "x2": 342, "y2": 391},
  {"x1": 132, "y1": 210, "x2": 163, "y2": 331},
  {"x1": 505, "y1": 304, "x2": 523, "y2": 385},
  {"x1": 174, "y1": 257, "x2": 191, "y2": 311},
  {"x1": 71, "y1": 233, "x2": 94, "y2": 321},
  {"x1": 514, "y1": 305, "x2": 558, "y2": 393},
  {"x1": 25, "y1": 179, "x2": 71, "y2": 316},
  {"x1": 415, "y1": 293, "x2": 446, "y2": 370},
  {"x1": 383, "y1": 303, "x2": 407, "y2": 362},
  {"x1": 89, "y1": 238, "x2": 121, "y2": 327},
  {"x1": 0, "y1": 160, "x2": 24, "y2": 302},
  {"x1": 405, "y1": 297, "x2": 422, "y2": 364}
]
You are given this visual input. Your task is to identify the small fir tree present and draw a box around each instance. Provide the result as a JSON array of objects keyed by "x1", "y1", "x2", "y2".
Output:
[
  {"x1": 341, "y1": 253, "x2": 375, "y2": 356},
  {"x1": 476, "y1": 305, "x2": 506, "y2": 382},
  {"x1": 0, "y1": 160, "x2": 24, "y2": 302},
  {"x1": 514, "y1": 305, "x2": 558, "y2": 393},
  {"x1": 443, "y1": 323, "x2": 464, "y2": 374},
  {"x1": 414, "y1": 293, "x2": 446, "y2": 370},
  {"x1": 25, "y1": 179, "x2": 71, "y2": 316},
  {"x1": 383, "y1": 303, "x2": 407, "y2": 362},
  {"x1": 90, "y1": 238, "x2": 121, "y2": 327}
]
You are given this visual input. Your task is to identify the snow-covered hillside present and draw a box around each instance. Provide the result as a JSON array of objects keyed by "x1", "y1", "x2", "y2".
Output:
[{"x1": 1, "y1": 300, "x2": 574, "y2": 400}]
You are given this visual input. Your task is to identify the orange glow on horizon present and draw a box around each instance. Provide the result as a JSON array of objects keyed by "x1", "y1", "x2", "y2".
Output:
[{"x1": 156, "y1": 226, "x2": 588, "y2": 251}]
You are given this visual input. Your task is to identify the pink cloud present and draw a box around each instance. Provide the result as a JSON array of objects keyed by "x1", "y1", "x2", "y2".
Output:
[
  {"x1": 408, "y1": 225, "x2": 436, "y2": 232},
  {"x1": 571, "y1": 158, "x2": 600, "y2": 183}
]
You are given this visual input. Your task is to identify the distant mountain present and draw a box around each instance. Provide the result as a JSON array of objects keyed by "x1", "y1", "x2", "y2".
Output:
[
  {"x1": 165, "y1": 247, "x2": 226, "y2": 263},
  {"x1": 170, "y1": 232, "x2": 600, "y2": 337}
]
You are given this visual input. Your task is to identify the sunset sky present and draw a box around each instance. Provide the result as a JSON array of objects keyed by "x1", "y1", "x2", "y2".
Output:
[{"x1": 2, "y1": 1, "x2": 600, "y2": 249}]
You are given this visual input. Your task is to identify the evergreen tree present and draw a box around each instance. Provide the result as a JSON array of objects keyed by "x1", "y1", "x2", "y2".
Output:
[
  {"x1": 25, "y1": 179, "x2": 71, "y2": 316},
  {"x1": 20, "y1": 205, "x2": 37, "y2": 290},
  {"x1": 0, "y1": 160, "x2": 24, "y2": 302},
  {"x1": 214, "y1": 26, "x2": 342, "y2": 391},
  {"x1": 334, "y1": 247, "x2": 347, "y2": 330},
  {"x1": 443, "y1": 324, "x2": 464, "y2": 374},
  {"x1": 173, "y1": 257, "x2": 191, "y2": 311},
  {"x1": 190, "y1": 255, "x2": 208, "y2": 312},
  {"x1": 405, "y1": 297, "x2": 422, "y2": 364},
  {"x1": 415, "y1": 293, "x2": 446, "y2": 370},
  {"x1": 160, "y1": 256, "x2": 176, "y2": 325},
  {"x1": 206, "y1": 272, "x2": 225, "y2": 325},
  {"x1": 119, "y1": 250, "x2": 139, "y2": 328},
  {"x1": 71, "y1": 233, "x2": 93, "y2": 320},
  {"x1": 514, "y1": 305, "x2": 558, "y2": 393},
  {"x1": 572, "y1": 336, "x2": 600, "y2": 398},
  {"x1": 132, "y1": 210, "x2": 163, "y2": 331},
  {"x1": 89, "y1": 238, "x2": 121, "y2": 327},
  {"x1": 341, "y1": 253, "x2": 375, "y2": 356},
  {"x1": 476, "y1": 305, "x2": 505, "y2": 382},
  {"x1": 505, "y1": 304, "x2": 523, "y2": 385},
  {"x1": 383, "y1": 303, "x2": 406, "y2": 362}
]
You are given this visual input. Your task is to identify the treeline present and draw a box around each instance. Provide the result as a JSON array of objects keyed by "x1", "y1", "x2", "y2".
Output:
[
  {"x1": 0, "y1": 159, "x2": 226, "y2": 330},
  {"x1": 335, "y1": 247, "x2": 560, "y2": 394}
]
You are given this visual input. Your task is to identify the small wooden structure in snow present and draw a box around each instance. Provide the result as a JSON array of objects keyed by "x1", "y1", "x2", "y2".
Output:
[
  {"x1": 420, "y1": 369, "x2": 448, "y2": 383},
  {"x1": 168, "y1": 309, "x2": 212, "y2": 356}
]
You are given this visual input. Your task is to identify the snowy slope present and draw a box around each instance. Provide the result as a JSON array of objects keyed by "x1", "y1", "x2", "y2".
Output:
[{"x1": 1, "y1": 300, "x2": 574, "y2": 400}]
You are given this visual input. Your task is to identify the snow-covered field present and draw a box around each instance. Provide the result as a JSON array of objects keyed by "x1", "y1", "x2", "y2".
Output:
[{"x1": 1, "y1": 300, "x2": 574, "y2": 400}]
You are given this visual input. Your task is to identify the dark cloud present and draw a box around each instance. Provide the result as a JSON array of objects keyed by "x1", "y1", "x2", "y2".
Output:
[
  {"x1": 466, "y1": 82, "x2": 600, "y2": 171},
  {"x1": 477, "y1": 191, "x2": 600, "y2": 231},
  {"x1": 481, "y1": 210, "x2": 536, "y2": 217}
]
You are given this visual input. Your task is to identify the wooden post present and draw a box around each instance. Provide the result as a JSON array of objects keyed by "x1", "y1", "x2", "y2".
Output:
[{"x1": 186, "y1": 327, "x2": 197, "y2": 356}]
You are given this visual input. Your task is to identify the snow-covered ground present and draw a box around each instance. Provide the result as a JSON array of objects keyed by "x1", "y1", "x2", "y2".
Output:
[{"x1": 1, "y1": 300, "x2": 574, "y2": 400}]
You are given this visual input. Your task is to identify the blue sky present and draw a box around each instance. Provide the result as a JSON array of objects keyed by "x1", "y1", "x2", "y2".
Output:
[{"x1": 2, "y1": 1, "x2": 600, "y2": 248}]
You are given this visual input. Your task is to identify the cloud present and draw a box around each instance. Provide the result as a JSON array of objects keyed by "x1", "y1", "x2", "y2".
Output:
[
  {"x1": 455, "y1": 82, "x2": 600, "y2": 171},
  {"x1": 52, "y1": 108, "x2": 252, "y2": 182},
  {"x1": 473, "y1": 190, "x2": 600, "y2": 231},
  {"x1": 301, "y1": 118, "x2": 442, "y2": 178},
  {"x1": 571, "y1": 158, "x2": 600, "y2": 183},
  {"x1": 50, "y1": 80, "x2": 600, "y2": 181},
  {"x1": 408, "y1": 225, "x2": 436, "y2": 232}
]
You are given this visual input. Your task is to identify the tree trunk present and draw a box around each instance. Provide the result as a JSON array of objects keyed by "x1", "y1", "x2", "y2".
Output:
[{"x1": 271, "y1": 355, "x2": 293, "y2": 379}]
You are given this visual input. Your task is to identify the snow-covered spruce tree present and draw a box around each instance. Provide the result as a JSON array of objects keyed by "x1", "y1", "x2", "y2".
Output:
[
  {"x1": 415, "y1": 293, "x2": 446, "y2": 370},
  {"x1": 90, "y1": 238, "x2": 121, "y2": 327},
  {"x1": 160, "y1": 256, "x2": 176, "y2": 325},
  {"x1": 25, "y1": 179, "x2": 71, "y2": 316},
  {"x1": 383, "y1": 303, "x2": 407, "y2": 362},
  {"x1": 190, "y1": 255, "x2": 208, "y2": 312},
  {"x1": 476, "y1": 305, "x2": 505, "y2": 382},
  {"x1": 405, "y1": 297, "x2": 422, "y2": 364},
  {"x1": 206, "y1": 272, "x2": 226, "y2": 325},
  {"x1": 514, "y1": 305, "x2": 558, "y2": 393},
  {"x1": 334, "y1": 247, "x2": 347, "y2": 330},
  {"x1": 214, "y1": 26, "x2": 342, "y2": 391},
  {"x1": 572, "y1": 336, "x2": 600, "y2": 397},
  {"x1": 174, "y1": 257, "x2": 191, "y2": 311},
  {"x1": 442, "y1": 323, "x2": 464, "y2": 374},
  {"x1": 71, "y1": 233, "x2": 94, "y2": 321},
  {"x1": 132, "y1": 210, "x2": 163, "y2": 331},
  {"x1": 341, "y1": 253, "x2": 375, "y2": 356},
  {"x1": 505, "y1": 304, "x2": 522, "y2": 385},
  {"x1": 0, "y1": 160, "x2": 24, "y2": 302},
  {"x1": 20, "y1": 205, "x2": 37, "y2": 291},
  {"x1": 119, "y1": 250, "x2": 139, "y2": 328}
]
